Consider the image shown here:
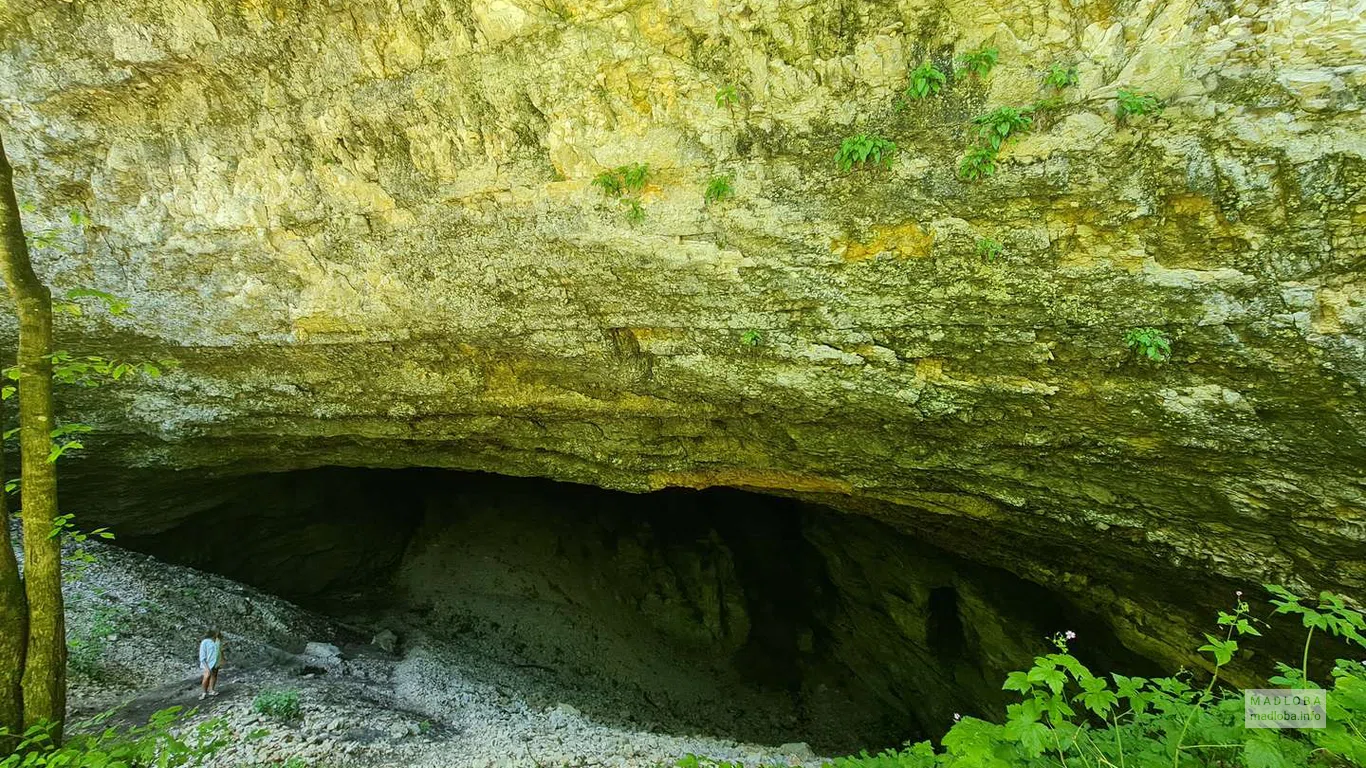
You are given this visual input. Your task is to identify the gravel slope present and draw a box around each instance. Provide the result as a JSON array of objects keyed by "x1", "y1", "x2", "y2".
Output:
[{"x1": 57, "y1": 535, "x2": 826, "y2": 767}]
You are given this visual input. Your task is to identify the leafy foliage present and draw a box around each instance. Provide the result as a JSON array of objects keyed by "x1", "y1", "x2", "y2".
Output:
[
  {"x1": 905, "y1": 62, "x2": 947, "y2": 101},
  {"x1": 592, "y1": 163, "x2": 650, "y2": 223},
  {"x1": 1124, "y1": 327, "x2": 1173, "y2": 363},
  {"x1": 957, "y1": 148, "x2": 997, "y2": 181},
  {"x1": 957, "y1": 47, "x2": 998, "y2": 78},
  {"x1": 971, "y1": 107, "x2": 1033, "y2": 151},
  {"x1": 592, "y1": 163, "x2": 649, "y2": 197},
  {"x1": 739, "y1": 330, "x2": 763, "y2": 347},
  {"x1": 715, "y1": 85, "x2": 740, "y2": 108},
  {"x1": 54, "y1": 288, "x2": 131, "y2": 318},
  {"x1": 836, "y1": 134, "x2": 897, "y2": 172},
  {"x1": 1, "y1": 706, "x2": 227, "y2": 767},
  {"x1": 1043, "y1": 63, "x2": 1078, "y2": 89},
  {"x1": 975, "y1": 238, "x2": 1004, "y2": 263},
  {"x1": 1118, "y1": 88, "x2": 1163, "y2": 120},
  {"x1": 676, "y1": 586, "x2": 1365, "y2": 768},
  {"x1": 253, "y1": 689, "x2": 302, "y2": 721},
  {"x1": 704, "y1": 175, "x2": 735, "y2": 204}
]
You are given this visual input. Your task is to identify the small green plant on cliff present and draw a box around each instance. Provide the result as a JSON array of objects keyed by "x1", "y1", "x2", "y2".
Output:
[
  {"x1": 956, "y1": 46, "x2": 998, "y2": 78},
  {"x1": 679, "y1": 586, "x2": 1366, "y2": 768},
  {"x1": 253, "y1": 689, "x2": 301, "y2": 721},
  {"x1": 905, "y1": 61, "x2": 947, "y2": 101},
  {"x1": 592, "y1": 163, "x2": 649, "y2": 197},
  {"x1": 1043, "y1": 63, "x2": 1079, "y2": 90},
  {"x1": 1124, "y1": 327, "x2": 1172, "y2": 363},
  {"x1": 739, "y1": 330, "x2": 763, "y2": 347},
  {"x1": 1117, "y1": 88, "x2": 1163, "y2": 120},
  {"x1": 958, "y1": 147, "x2": 998, "y2": 181},
  {"x1": 975, "y1": 238, "x2": 1004, "y2": 263},
  {"x1": 704, "y1": 174, "x2": 734, "y2": 204},
  {"x1": 592, "y1": 163, "x2": 650, "y2": 223},
  {"x1": 715, "y1": 85, "x2": 740, "y2": 108},
  {"x1": 836, "y1": 134, "x2": 897, "y2": 172},
  {"x1": 972, "y1": 106, "x2": 1032, "y2": 151}
]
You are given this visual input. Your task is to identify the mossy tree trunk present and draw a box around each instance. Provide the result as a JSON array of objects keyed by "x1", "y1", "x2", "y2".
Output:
[
  {"x1": 0, "y1": 398, "x2": 25, "y2": 739},
  {"x1": 0, "y1": 131, "x2": 65, "y2": 740}
]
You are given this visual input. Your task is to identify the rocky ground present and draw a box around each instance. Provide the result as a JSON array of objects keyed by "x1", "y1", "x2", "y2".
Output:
[{"x1": 53, "y1": 533, "x2": 826, "y2": 768}]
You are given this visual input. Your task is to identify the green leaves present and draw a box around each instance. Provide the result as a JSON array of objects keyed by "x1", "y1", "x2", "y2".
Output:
[
  {"x1": 593, "y1": 164, "x2": 650, "y2": 223},
  {"x1": 836, "y1": 134, "x2": 897, "y2": 172},
  {"x1": 1043, "y1": 63, "x2": 1078, "y2": 89},
  {"x1": 1266, "y1": 585, "x2": 1366, "y2": 647},
  {"x1": 1199, "y1": 633, "x2": 1239, "y2": 666},
  {"x1": 739, "y1": 329, "x2": 763, "y2": 347},
  {"x1": 1124, "y1": 327, "x2": 1172, "y2": 363},
  {"x1": 957, "y1": 107, "x2": 1031, "y2": 183},
  {"x1": 905, "y1": 61, "x2": 947, "y2": 101},
  {"x1": 975, "y1": 238, "x2": 1004, "y2": 262},
  {"x1": 1117, "y1": 88, "x2": 1163, "y2": 120},
  {"x1": 704, "y1": 174, "x2": 734, "y2": 205},
  {"x1": 715, "y1": 84, "x2": 740, "y2": 108},
  {"x1": 253, "y1": 689, "x2": 302, "y2": 721},
  {"x1": 958, "y1": 147, "x2": 997, "y2": 181},
  {"x1": 807, "y1": 585, "x2": 1364, "y2": 768},
  {"x1": 58, "y1": 288, "x2": 131, "y2": 317},
  {"x1": 957, "y1": 46, "x2": 999, "y2": 78},
  {"x1": 0, "y1": 706, "x2": 228, "y2": 768},
  {"x1": 592, "y1": 163, "x2": 649, "y2": 197},
  {"x1": 47, "y1": 351, "x2": 174, "y2": 388},
  {"x1": 971, "y1": 107, "x2": 1032, "y2": 151}
]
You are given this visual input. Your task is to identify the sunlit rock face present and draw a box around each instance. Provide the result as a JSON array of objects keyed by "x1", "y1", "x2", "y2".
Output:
[{"x1": 1, "y1": 0, "x2": 1363, "y2": 678}]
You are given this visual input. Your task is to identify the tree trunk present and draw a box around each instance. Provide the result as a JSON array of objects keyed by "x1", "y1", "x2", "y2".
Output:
[
  {"x1": 0, "y1": 131, "x2": 64, "y2": 739},
  {"x1": 0, "y1": 396, "x2": 26, "y2": 740}
]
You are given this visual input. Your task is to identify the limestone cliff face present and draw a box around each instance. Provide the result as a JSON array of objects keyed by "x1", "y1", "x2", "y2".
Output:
[{"x1": 1, "y1": 0, "x2": 1363, "y2": 671}]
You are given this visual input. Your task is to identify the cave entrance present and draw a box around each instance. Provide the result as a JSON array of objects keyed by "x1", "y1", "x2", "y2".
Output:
[{"x1": 97, "y1": 467, "x2": 1142, "y2": 754}]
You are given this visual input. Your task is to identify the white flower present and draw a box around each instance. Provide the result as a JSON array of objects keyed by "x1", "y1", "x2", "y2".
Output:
[
  {"x1": 1065, "y1": 630, "x2": 1077, "y2": 640},
  {"x1": 953, "y1": 713, "x2": 962, "y2": 722}
]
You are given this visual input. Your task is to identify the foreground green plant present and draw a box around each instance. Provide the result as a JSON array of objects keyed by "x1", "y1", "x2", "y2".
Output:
[
  {"x1": 715, "y1": 85, "x2": 740, "y2": 108},
  {"x1": 679, "y1": 586, "x2": 1364, "y2": 768},
  {"x1": 905, "y1": 62, "x2": 947, "y2": 101},
  {"x1": 739, "y1": 330, "x2": 763, "y2": 347},
  {"x1": 957, "y1": 47, "x2": 999, "y2": 78},
  {"x1": 1125, "y1": 327, "x2": 1173, "y2": 363},
  {"x1": 1, "y1": 706, "x2": 227, "y2": 767},
  {"x1": 837, "y1": 134, "x2": 897, "y2": 172}
]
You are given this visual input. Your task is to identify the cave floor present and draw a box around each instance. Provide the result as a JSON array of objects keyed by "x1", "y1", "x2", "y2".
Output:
[{"x1": 56, "y1": 534, "x2": 826, "y2": 768}]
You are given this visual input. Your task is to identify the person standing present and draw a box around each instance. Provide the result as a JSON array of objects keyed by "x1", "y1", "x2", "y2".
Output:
[{"x1": 198, "y1": 629, "x2": 224, "y2": 700}]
